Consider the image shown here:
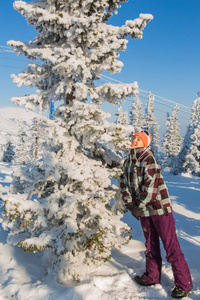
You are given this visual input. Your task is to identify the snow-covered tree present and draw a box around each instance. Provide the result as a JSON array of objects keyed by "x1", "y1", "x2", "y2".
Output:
[
  {"x1": 0, "y1": 144, "x2": 5, "y2": 161},
  {"x1": 183, "y1": 96, "x2": 200, "y2": 175},
  {"x1": 29, "y1": 117, "x2": 44, "y2": 165},
  {"x1": 1, "y1": 0, "x2": 153, "y2": 282},
  {"x1": 144, "y1": 91, "x2": 160, "y2": 159},
  {"x1": 2, "y1": 140, "x2": 15, "y2": 163},
  {"x1": 172, "y1": 94, "x2": 200, "y2": 175},
  {"x1": 115, "y1": 105, "x2": 133, "y2": 159},
  {"x1": 14, "y1": 121, "x2": 29, "y2": 165},
  {"x1": 129, "y1": 93, "x2": 143, "y2": 132},
  {"x1": 162, "y1": 105, "x2": 182, "y2": 167},
  {"x1": 162, "y1": 112, "x2": 170, "y2": 159},
  {"x1": 115, "y1": 105, "x2": 129, "y2": 126},
  {"x1": 172, "y1": 126, "x2": 191, "y2": 175}
]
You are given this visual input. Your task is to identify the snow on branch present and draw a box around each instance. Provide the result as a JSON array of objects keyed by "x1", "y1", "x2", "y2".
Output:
[
  {"x1": 92, "y1": 82, "x2": 139, "y2": 104},
  {"x1": 119, "y1": 14, "x2": 153, "y2": 39}
]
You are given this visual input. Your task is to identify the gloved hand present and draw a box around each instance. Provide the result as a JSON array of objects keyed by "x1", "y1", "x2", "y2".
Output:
[{"x1": 125, "y1": 202, "x2": 143, "y2": 220}]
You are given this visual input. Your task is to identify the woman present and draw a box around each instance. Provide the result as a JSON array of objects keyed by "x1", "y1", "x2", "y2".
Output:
[{"x1": 120, "y1": 130, "x2": 193, "y2": 299}]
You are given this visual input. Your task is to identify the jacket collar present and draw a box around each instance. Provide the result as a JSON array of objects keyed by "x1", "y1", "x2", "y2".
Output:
[{"x1": 129, "y1": 146, "x2": 152, "y2": 162}]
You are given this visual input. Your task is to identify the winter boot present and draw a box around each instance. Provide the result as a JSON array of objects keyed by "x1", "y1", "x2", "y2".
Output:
[
  {"x1": 134, "y1": 276, "x2": 156, "y2": 287},
  {"x1": 171, "y1": 286, "x2": 193, "y2": 298}
]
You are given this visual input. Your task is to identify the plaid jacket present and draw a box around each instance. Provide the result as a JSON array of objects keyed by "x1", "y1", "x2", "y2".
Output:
[{"x1": 120, "y1": 147, "x2": 172, "y2": 217}]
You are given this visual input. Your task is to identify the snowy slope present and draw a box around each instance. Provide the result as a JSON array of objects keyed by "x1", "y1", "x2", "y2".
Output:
[
  {"x1": 0, "y1": 162, "x2": 200, "y2": 300},
  {"x1": 0, "y1": 107, "x2": 46, "y2": 146}
]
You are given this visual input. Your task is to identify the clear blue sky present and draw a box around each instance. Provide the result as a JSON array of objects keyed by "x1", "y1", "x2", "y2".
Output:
[{"x1": 0, "y1": 0, "x2": 200, "y2": 132}]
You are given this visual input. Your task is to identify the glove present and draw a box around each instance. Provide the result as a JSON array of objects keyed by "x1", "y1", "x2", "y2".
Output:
[{"x1": 125, "y1": 202, "x2": 143, "y2": 220}]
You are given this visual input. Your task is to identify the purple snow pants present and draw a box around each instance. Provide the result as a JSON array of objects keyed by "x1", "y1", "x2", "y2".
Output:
[{"x1": 140, "y1": 213, "x2": 193, "y2": 291}]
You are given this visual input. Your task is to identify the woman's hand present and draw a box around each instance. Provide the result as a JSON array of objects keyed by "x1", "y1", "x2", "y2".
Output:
[{"x1": 125, "y1": 202, "x2": 143, "y2": 220}]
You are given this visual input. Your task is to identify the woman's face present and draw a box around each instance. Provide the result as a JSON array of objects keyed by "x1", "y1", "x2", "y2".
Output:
[{"x1": 131, "y1": 136, "x2": 144, "y2": 148}]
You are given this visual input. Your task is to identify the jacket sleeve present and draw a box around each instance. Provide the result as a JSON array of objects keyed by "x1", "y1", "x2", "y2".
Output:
[
  {"x1": 134, "y1": 156, "x2": 159, "y2": 208},
  {"x1": 119, "y1": 163, "x2": 132, "y2": 204}
]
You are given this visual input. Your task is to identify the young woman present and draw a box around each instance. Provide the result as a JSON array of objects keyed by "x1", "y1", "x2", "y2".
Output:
[{"x1": 120, "y1": 130, "x2": 193, "y2": 299}]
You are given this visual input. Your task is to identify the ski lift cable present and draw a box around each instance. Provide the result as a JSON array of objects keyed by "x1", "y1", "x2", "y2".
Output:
[
  {"x1": 0, "y1": 46, "x2": 193, "y2": 112},
  {"x1": 99, "y1": 80, "x2": 190, "y2": 119},
  {"x1": 137, "y1": 94, "x2": 191, "y2": 114},
  {"x1": 126, "y1": 102, "x2": 190, "y2": 121},
  {"x1": 127, "y1": 96, "x2": 190, "y2": 115},
  {"x1": 0, "y1": 64, "x2": 23, "y2": 69},
  {"x1": 140, "y1": 104, "x2": 190, "y2": 121},
  {"x1": 140, "y1": 88, "x2": 191, "y2": 110},
  {"x1": 101, "y1": 75, "x2": 191, "y2": 111},
  {"x1": 99, "y1": 79, "x2": 190, "y2": 114},
  {"x1": 127, "y1": 103, "x2": 190, "y2": 122},
  {"x1": 100, "y1": 74, "x2": 191, "y2": 111},
  {"x1": 0, "y1": 56, "x2": 28, "y2": 62}
]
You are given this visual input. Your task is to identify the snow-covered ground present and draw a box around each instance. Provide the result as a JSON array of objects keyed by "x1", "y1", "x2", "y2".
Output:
[
  {"x1": 0, "y1": 162, "x2": 199, "y2": 299},
  {"x1": 0, "y1": 107, "x2": 46, "y2": 146}
]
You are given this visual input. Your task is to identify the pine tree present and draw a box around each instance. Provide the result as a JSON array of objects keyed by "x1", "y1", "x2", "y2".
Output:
[
  {"x1": 29, "y1": 117, "x2": 44, "y2": 165},
  {"x1": 162, "y1": 112, "x2": 171, "y2": 161},
  {"x1": 183, "y1": 96, "x2": 200, "y2": 175},
  {"x1": 0, "y1": 144, "x2": 5, "y2": 161},
  {"x1": 14, "y1": 121, "x2": 29, "y2": 165},
  {"x1": 2, "y1": 140, "x2": 15, "y2": 163},
  {"x1": 162, "y1": 105, "x2": 182, "y2": 167},
  {"x1": 144, "y1": 91, "x2": 160, "y2": 159},
  {"x1": 115, "y1": 105, "x2": 133, "y2": 160},
  {"x1": 129, "y1": 93, "x2": 143, "y2": 133},
  {"x1": 116, "y1": 105, "x2": 129, "y2": 126},
  {"x1": 172, "y1": 94, "x2": 200, "y2": 175},
  {"x1": 1, "y1": 0, "x2": 153, "y2": 282}
]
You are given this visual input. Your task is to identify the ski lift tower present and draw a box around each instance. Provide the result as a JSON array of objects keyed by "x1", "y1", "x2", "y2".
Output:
[{"x1": 49, "y1": 100, "x2": 55, "y2": 120}]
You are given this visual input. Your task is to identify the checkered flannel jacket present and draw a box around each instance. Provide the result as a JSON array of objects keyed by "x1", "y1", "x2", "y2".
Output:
[{"x1": 120, "y1": 147, "x2": 172, "y2": 217}]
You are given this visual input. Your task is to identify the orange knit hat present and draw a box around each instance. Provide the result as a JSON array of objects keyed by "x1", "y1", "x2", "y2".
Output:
[{"x1": 131, "y1": 130, "x2": 152, "y2": 148}]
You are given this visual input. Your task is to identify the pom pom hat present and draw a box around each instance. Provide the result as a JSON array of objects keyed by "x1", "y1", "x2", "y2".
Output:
[{"x1": 131, "y1": 130, "x2": 152, "y2": 148}]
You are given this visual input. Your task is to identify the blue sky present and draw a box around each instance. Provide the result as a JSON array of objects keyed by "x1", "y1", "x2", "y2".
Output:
[{"x1": 0, "y1": 0, "x2": 200, "y2": 133}]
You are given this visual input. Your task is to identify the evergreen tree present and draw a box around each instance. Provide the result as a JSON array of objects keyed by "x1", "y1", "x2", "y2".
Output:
[
  {"x1": 162, "y1": 112, "x2": 171, "y2": 161},
  {"x1": 115, "y1": 105, "x2": 133, "y2": 160},
  {"x1": 0, "y1": 144, "x2": 5, "y2": 161},
  {"x1": 129, "y1": 93, "x2": 143, "y2": 133},
  {"x1": 14, "y1": 121, "x2": 29, "y2": 165},
  {"x1": 1, "y1": 0, "x2": 153, "y2": 282},
  {"x1": 29, "y1": 117, "x2": 44, "y2": 165},
  {"x1": 162, "y1": 105, "x2": 182, "y2": 167},
  {"x1": 116, "y1": 105, "x2": 129, "y2": 126},
  {"x1": 144, "y1": 91, "x2": 160, "y2": 159},
  {"x1": 2, "y1": 140, "x2": 15, "y2": 163},
  {"x1": 172, "y1": 94, "x2": 200, "y2": 175},
  {"x1": 183, "y1": 96, "x2": 200, "y2": 175}
]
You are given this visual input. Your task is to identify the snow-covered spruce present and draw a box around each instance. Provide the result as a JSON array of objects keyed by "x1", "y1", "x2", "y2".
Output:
[
  {"x1": 2, "y1": 140, "x2": 15, "y2": 163},
  {"x1": 28, "y1": 117, "x2": 46, "y2": 166},
  {"x1": 115, "y1": 105, "x2": 133, "y2": 159},
  {"x1": 129, "y1": 93, "x2": 143, "y2": 133},
  {"x1": 172, "y1": 94, "x2": 200, "y2": 175},
  {"x1": 1, "y1": 0, "x2": 153, "y2": 281},
  {"x1": 116, "y1": 105, "x2": 129, "y2": 127},
  {"x1": 14, "y1": 120, "x2": 30, "y2": 165},
  {"x1": 162, "y1": 105, "x2": 183, "y2": 167},
  {"x1": 144, "y1": 91, "x2": 160, "y2": 160}
]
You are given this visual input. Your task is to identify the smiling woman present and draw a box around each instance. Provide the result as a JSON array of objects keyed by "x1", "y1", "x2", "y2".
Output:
[
  {"x1": 131, "y1": 135, "x2": 144, "y2": 148},
  {"x1": 131, "y1": 131, "x2": 152, "y2": 148},
  {"x1": 120, "y1": 129, "x2": 193, "y2": 298}
]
